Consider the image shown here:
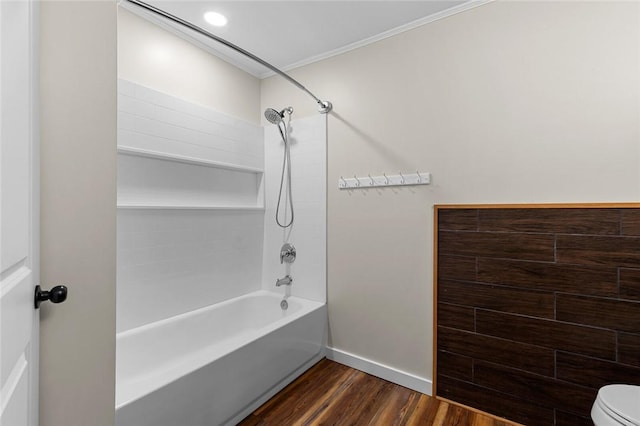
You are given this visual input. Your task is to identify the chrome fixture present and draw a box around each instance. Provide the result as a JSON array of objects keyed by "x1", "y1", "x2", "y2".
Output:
[
  {"x1": 124, "y1": 0, "x2": 332, "y2": 114},
  {"x1": 266, "y1": 107, "x2": 295, "y2": 228},
  {"x1": 264, "y1": 107, "x2": 293, "y2": 125},
  {"x1": 276, "y1": 275, "x2": 293, "y2": 287},
  {"x1": 280, "y1": 299, "x2": 288, "y2": 310},
  {"x1": 280, "y1": 243, "x2": 296, "y2": 264}
]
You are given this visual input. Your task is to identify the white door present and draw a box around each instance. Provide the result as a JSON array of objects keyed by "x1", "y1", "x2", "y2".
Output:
[{"x1": 0, "y1": 1, "x2": 39, "y2": 425}]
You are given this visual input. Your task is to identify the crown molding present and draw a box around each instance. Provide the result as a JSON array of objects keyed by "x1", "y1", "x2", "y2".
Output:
[{"x1": 258, "y1": 0, "x2": 495, "y2": 79}]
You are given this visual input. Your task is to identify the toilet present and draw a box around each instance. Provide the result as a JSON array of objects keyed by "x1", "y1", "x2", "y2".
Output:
[{"x1": 592, "y1": 385, "x2": 640, "y2": 426}]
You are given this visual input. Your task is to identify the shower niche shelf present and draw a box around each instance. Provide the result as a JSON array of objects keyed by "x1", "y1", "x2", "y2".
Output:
[
  {"x1": 116, "y1": 204, "x2": 264, "y2": 211},
  {"x1": 117, "y1": 147, "x2": 265, "y2": 211},
  {"x1": 117, "y1": 146, "x2": 264, "y2": 174}
]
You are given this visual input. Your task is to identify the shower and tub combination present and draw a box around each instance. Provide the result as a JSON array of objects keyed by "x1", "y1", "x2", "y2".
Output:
[{"x1": 115, "y1": 2, "x2": 330, "y2": 425}]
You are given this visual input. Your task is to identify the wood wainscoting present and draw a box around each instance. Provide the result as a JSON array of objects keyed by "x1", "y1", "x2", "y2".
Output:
[{"x1": 434, "y1": 203, "x2": 640, "y2": 425}]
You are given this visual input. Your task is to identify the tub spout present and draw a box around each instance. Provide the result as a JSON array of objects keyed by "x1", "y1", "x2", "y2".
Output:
[{"x1": 276, "y1": 275, "x2": 292, "y2": 287}]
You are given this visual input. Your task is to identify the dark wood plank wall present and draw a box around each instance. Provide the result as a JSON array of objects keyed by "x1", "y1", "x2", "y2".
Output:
[{"x1": 435, "y1": 207, "x2": 640, "y2": 426}]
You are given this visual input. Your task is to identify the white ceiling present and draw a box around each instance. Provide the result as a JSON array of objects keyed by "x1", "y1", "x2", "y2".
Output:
[{"x1": 126, "y1": 1, "x2": 475, "y2": 78}]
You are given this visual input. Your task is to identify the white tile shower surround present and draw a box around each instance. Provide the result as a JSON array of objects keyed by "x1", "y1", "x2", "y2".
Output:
[
  {"x1": 117, "y1": 209, "x2": 264, "y2": 332},
  {"x1": 117, "y1": 80, "x2": 327, "y2": 333},
  {"x1": 117, "y1": 80, "x2": 266, "y2": 332},
  {"x1": 118, "y1": 79, "x2": 263, "y2": 170},
  {"x1": 262, "y1": 115, "x2": 327, "y2": 304},
  {"x1": 117, "y1": 154, "x2": 262, "y2": 207}
]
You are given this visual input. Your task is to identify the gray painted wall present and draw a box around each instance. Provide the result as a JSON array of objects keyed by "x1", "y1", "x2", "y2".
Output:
[
  {"x1": 261, "y1": 0, "x2": 640, "y2": 385},
  {"x1": 40, "y1": 2, "x2": 117, "y2": 425}
]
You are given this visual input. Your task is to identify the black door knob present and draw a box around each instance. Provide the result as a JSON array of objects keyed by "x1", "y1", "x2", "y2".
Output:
[{"x1": 34, "y1": 285, "x2": 68, "y2": 309}]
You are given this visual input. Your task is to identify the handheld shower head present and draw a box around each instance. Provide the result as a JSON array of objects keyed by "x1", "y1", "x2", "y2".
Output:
[
  {"x1": 264, "y1": 107, "x2": 293, "y2": 125},
  {"x1": 265, "y1": 105, "x2": 295, "y2": 228},
  {"x1": 264, "y1": 108, "x2": 282, "y2": 125}
]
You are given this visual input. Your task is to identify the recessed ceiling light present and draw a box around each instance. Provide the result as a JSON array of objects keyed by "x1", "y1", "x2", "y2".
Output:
[{"x1": 204, "y1": 11, "x2": 227, "y2": 27}]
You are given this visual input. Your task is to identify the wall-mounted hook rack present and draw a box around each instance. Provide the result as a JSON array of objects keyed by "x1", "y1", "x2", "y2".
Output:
[{"x1": 338, "y1": 171, "x2": 431, "y2": 189}]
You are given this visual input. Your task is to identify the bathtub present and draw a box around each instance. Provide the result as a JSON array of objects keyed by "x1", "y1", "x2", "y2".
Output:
[{"x1": 115, "y1": 290, "x2": 326, "y2": 426}]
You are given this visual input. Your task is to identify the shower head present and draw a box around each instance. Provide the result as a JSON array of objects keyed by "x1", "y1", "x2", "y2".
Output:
[
  {"x1": 264, "y1": 108, "x2": 282, "y2": 125},
  {"x1": 264, "y1": 107, "x2": 293, "y2": 125}
]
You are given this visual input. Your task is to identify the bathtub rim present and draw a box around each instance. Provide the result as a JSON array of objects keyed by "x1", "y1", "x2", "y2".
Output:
[{"x1": 116, "y1": 289, "x2": 319, "y2": 340}]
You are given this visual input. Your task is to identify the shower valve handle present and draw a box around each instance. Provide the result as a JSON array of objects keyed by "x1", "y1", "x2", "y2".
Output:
[{"x1": 280, "y1": 243, "x2": 296, "y2": 264}]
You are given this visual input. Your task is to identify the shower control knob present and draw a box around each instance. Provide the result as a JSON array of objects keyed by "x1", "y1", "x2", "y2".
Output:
[
  {"x1": 280, "y1": 243, "x2": 296, "y2": 264},
  {"x1": 34, "y1": 285, "x2": 68, "y2": 309}
]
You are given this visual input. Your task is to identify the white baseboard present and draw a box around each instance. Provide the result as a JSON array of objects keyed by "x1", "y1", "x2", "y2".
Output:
[{"x1": 325, "y1": 347, "x2": 432, "y2": 395}]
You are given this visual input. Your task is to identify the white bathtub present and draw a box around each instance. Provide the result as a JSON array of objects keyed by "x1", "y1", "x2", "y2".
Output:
[{"x1": 115, "y1": 290, "x2": 326, "y2": 426}]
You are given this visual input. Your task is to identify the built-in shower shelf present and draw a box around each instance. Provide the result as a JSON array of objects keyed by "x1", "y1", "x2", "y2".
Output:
[
  {"x1": 117, "y1": 146, "x2": 264, "y2": 174},
  {"x1": 117, "y1": 203, "x2": 265, "y2": 211}
]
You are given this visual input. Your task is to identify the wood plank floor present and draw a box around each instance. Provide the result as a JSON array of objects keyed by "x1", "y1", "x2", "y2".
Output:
[{"x1": 238, "y1": 359, "x2": 518, "y2": 425}]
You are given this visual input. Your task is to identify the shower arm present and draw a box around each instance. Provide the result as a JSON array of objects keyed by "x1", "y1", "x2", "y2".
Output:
[{"x1": 123, "y1": 0, "x2": 333, "y2": 114}]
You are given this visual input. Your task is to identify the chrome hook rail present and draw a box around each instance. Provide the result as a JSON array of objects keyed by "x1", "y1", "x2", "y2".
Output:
[{"x1": 338, "y1": 171, "x2": 431, "y2": 189}]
